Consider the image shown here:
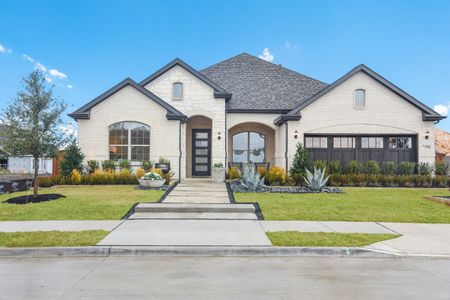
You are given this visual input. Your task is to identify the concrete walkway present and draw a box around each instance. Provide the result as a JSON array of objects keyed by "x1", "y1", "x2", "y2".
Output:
[
  {"x1": 163, "y1": 178, "x2": 229, "y2": 203},
  {"x1": 0, "y1": 220, "x2": 121, "y2": 232},
  {"x1": 97, "y1": 220, "x2": 271, "y2": 246},
  {"x1": 260, "y1": 221, "x2": 397, "y2": 234}
]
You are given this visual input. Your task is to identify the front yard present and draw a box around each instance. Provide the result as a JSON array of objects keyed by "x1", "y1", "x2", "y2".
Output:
[
  {"x1": 0, "y1": 185, "x2": 163, "y2": 221},
  {"x1": 0, "y1": 230, "x2": 109, "y2": 247},
  {"x1": 235, "y1": 187, "x2": 450, "y2": 223}
]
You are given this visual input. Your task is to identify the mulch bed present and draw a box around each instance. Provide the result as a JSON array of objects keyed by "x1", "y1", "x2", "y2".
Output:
[{"x1": 3, "y1": 193, "x2": 65, "y2": 204}]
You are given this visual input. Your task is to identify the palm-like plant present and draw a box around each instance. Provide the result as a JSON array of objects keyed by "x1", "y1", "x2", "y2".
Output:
[{"x1": 304, "y1": 167, "x2": 329, "y2": 191}]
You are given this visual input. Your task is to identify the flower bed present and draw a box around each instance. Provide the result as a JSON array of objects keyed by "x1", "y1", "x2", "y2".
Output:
[{"x1": 229, "y1": 180, "x2": 342, "y2": 194}]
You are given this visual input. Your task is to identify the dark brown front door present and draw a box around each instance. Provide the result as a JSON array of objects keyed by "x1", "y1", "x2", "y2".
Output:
[{"x1": 192, "y1": 129, "x2": 211, "y2": 176}]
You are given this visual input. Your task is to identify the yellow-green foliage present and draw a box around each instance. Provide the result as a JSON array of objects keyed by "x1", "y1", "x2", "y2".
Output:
[
  {"x1": 135, "y1": 168, "x2": 145, "y2": 179},
  {"x1": 70, "y1": 169, "x2": 81, "y2": 185},
  {"x1": 257, "y1": 167, "x2": 267, "y2": 178},
  {"x1": 266, "y1": 166, "x2": 287, "y2": 186},
  {"x1": 228, "y1": 167, "x2": 241, "y2": 179}
]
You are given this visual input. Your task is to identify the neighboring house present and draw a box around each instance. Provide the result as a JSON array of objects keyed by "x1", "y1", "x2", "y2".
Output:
[
  {"x1": 435, "y1": 128, "x2": 450, "y2": 163},
  {"x1": 69, "y1": 53, "x2": 445, "y2": 180}
]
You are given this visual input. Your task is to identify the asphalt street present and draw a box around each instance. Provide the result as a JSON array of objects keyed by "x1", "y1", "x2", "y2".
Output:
[{"x1": 1, "y1": 256, "x2": 450, "y2": 299}]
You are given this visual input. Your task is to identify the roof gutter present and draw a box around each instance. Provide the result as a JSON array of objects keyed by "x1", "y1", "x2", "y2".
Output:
[{"x1": 274, "y1": 114, "x2": 301, "y2": 126}]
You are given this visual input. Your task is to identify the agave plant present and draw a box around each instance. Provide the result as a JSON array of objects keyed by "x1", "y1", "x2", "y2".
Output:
[
  {"x1": 240, "y1": 164, "x2": 265, "y2": 191},
  {"x1": 304, "y1": 167, "x2": 329, "y2": 191}
]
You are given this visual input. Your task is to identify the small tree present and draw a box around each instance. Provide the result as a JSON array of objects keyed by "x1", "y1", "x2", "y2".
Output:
[
  {"x1": 1, "y1": 70, "x2": 67, "y2": 198},
  {"x1": 289, "y1": 142, "x2": 310, "y2": 185},
  {"x1": 60, "y1": 141, "x2": 85, "y2": 176}
]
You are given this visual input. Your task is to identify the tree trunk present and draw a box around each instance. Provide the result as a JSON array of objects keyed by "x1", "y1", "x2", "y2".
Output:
[{"x1": 33, "y1": 156, "x2": 39, "y2": 198}]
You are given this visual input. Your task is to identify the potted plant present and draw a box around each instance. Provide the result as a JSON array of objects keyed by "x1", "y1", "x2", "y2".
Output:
[
  {"x1": 154, "y1": 157, "x2": 170, "y2": 173},
  {"x1": 212, "y1": 162, "x2": 225, "y2": 183},
  {"x1": 138, "y1": 171, "x2": 166, "y2": 188}
]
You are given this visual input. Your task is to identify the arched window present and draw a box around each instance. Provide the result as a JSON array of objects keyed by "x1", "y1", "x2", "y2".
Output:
[
  {"x1": 355, "y1": 89, "x2": 366, "y2": 108},
  {"x1": 232, "y1": 132, "x2": 266, "y2": 164},
  {"x1": 172, "y1": 82, "x2": 183, "y2": 100},
  {"x1": 109, "y1": 122, "x2": 150, "y2": 161}
]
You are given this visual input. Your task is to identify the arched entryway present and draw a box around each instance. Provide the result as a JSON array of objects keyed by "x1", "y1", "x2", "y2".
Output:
[
  {"x1": 186, "y1": 115, "x2": 213, "y2": 177},
  {"x1": 228, "y1": 122, "x2": 276, "y2": 167}
]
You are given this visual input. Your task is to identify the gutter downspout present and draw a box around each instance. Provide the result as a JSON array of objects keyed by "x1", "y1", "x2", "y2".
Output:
[
  {"x1": 179, "y1": 121, "x2": 182, "y2": 182},
  {"x1": 285, "y1": 122, "x2": 289, "y2": 171},
  {"x1": 224, "y1": 105, "x2": 227, "y2": 166}
]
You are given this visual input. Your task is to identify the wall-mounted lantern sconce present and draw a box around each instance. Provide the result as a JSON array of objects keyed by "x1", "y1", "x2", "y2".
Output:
[
  {"x1": 294, "y1": 130, "x2": 298, "y2": 139},
  {"x1": 217, "y1": 132, "x2": 222, "y2": 140},
  {"x1": 425, "y1": 130, "x2": 430, "y2": 140}
]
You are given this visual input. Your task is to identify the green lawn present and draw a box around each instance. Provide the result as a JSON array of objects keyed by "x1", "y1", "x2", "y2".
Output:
[
  {"x1": 0, "y1": 230, "x2": 109, "y2": 247},
  {"x1": 235, "y1": 187, "x2": 450, "y2": 223},
  {"x1": 267, "y1": 231, "x2": 400, "y2": 247},
  {"x1": 0, "y1": 185, "x2": 163, "y2": 221}
]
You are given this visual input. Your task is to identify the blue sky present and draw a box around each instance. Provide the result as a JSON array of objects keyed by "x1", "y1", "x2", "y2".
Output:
[{"x1": 1, "y1": 0, "x2": 450, "y2": 131}]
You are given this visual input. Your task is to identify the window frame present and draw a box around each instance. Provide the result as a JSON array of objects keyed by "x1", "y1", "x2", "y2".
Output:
[
  {"x1": 304, "y1": 136, "x2": 328, "y2": 149},
  {"x1": 333, "y1": 137, "x2": 356, "y2": 149},
  {"x1": 172, "y1": 82, "x2": 183, "y2": 101},
  {"x1": 388, "y1": 137, "x2": 412, "y2": 150},
  {"x1": 108, "y1": 121, "x2": 151, "y2": 162},
  {"x1": 361, "y1": 137, "x2": 384, "y2": 149},
  {"x1": 354, "y1": 89, "x2": 366, "y2": 109},
  {"x1": 232, "y1": 131, "x2": 266, "y2": 164}
]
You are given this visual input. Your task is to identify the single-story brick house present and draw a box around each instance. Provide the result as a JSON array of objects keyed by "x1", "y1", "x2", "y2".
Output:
[{"x1": 69, "y1": 53, "x2": 445, "y2": 180}]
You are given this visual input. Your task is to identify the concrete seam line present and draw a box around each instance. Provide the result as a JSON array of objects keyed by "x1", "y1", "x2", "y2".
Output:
[{"x1": 375, "y1": 222, "x2": 402, "y2": 235}]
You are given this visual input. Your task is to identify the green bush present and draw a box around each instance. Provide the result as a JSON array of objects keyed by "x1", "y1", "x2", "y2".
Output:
[
  {"x1": 328, "y1": 160, "x2": 341, "y2": 175},
  {"x1": 141, "y1": 160, "x2": 153, "y2": 172},
  {"x1": 289, "y1": 143, "x2": 309, "y2": 185},
  {"x1": 418, "y1": 162, "x2": 433, "y2": 175},
  {"x1": 381, "y1": 161, "x2": 396, "y2": 175},
  {"x1": 312, "y1": 160, "x2": 327, "y2": 171},
  {"x1": 365, "y1": 160, "x2": 381, "y2": 175},
  {"x1": 102, "y1": 160, "x2": 116, "y2": 172},
  {"x1": 434, "y1": 162, "x2": 449, "y2": 176},
  {"x1": 118, "y1": 160, "x2": 131, "y2": 171},
  {"x1": 60, "y1": 142, "x2": 85, "y2": 176},
  {"x1": 398, "y1": 162, "x2": 416, "y2": 175},
  {"x1": 346, "y1": 160, "x2": 363, "y2": 174},
  {"x1": 87, "y1": 160, "x2": 99, "y2": 173}
]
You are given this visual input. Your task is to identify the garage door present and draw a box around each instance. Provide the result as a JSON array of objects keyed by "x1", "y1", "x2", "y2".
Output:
[{"x1": 304, "y1": 135, "x2": 417, "y2": 165}]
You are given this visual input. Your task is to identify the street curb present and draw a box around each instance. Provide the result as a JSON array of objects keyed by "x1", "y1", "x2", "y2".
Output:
[{"x1": 0, "y1": 246, "x2": 397, "y2": 258}]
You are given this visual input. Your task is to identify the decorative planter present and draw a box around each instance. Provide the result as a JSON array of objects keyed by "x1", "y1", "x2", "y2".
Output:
[
  {"x1": 154, "y1": 163, "x2": 171, "y2": 173},
  {"x1": 212, "y1": 167, "x2": 226, "y2": 183},
  {"x1": 138, "y1": 179, "x2": 165, "y2": 188}
]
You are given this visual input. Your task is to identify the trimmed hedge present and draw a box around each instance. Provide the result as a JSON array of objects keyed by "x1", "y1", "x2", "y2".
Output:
[
  {"x1": 328, "y1": 174, "x2": 450, "y2": 188},
  {"x1": 39, "y1": 170, "x2": 138, "y2": 187}
]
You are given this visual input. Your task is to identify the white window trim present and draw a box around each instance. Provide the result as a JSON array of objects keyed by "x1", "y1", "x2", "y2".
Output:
[
  {"x1": 172, "y1": 82, "x2": 183, "y2": 101},
  {"x1": 108, "y1": 122, "x2": 151, "y2": 162},
  {"x1": 354, "y1": 89, "x2": 366, "y2": 110}
]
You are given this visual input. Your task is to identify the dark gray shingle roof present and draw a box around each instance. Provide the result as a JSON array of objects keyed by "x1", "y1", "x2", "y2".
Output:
[{"x1": 201, "y1": 53, "x2": 328, "y2": 111}]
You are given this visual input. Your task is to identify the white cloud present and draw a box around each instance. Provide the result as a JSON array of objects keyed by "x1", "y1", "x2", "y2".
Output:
[
  {"x1": 22, "y1": 54, "x2": 34, "y2": 62},
  {"x1": 434, "y1": 104, "x2": 449, "y2": 116},
  {"x1": 59, "y1": 124, "x2": 77, "y2": 137},
  {"x1": 45, "y1": 76, "x2": 53, "y2": 83},
  {"x1": 35, "y1": 62, "x2": 47, "y2": 72},
  {"x1": 67, "y1": 84, "x2": 73, "y2": 89},
  {"x1": 0, "y1": 43, "x2": 12, "y2": 53},
  {"x1": 49, "y1": 69, "x2": 67, "y2": 79},
  {"x1": 258, "y1": 48, "x2": 274, "y2": 62}
]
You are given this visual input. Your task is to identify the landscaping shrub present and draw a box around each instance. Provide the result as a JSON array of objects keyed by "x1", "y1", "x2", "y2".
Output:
[
  {"x1": 118, "y1": 160, "x2": 131, "y2": 171},
  {"x1": 366, "y1": 174, "x2": 382, "y2": 187},
  {"x1": 256, "y1": 166, "x2": 267, "y2": 179},
  {"x1": 346, "y1": 160, "x2": 363, "y2": 174},
  {"x1": 38, "y1": 176, "x2": 53, "y2": 187},
  {"x1": 365, "y1": 160, "x2": 381, "y2": 175},
  {"x1": 432, "y1": 175, "x2": 448, "y2": 187},
  {"x1": 228, "y1": 167, "x2": 241, "y2": 180},
  {"x1": 381, "y1": 161, "x2": 396, "y2": 175},
  {"x1": 266, "y1": 166, "x2": 287, "y2": 186},
  {"x1": 135, "y1": 167, "x2": 145, "y2": 179},
  {"x1": 60, "y1": 142, "x2": 85, "y2": 176},
  {"x1": 289, "y1": 143, "x2": 309, "y2": 185},
  {"x1": 434, "y1": 162, "x2": 449, "y2": 176},
  {"x1": 87, "y1": 160, "x2": 99, "y2": 174},
  {"x1": 312, "y1": 160, "x2": 327, "y2": 171},
  {"x1": 102, "y1": 160, "x2": 116, "y2": 172},
  {"x1": 70, "y1": 169, "x2": 81, "y2": 185},
  {"x1": 328, "y1": 160, "x2": 341, "y2": 175},
  {"x1": 418, "y1": 162, "x2": 433, "y2": 176},
  {"x1": 398, "y1": 162, "x2": 416, "y2": 175},
  {"x1": 141, "y1": 160, "x2": 153, "y2": 172}
]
